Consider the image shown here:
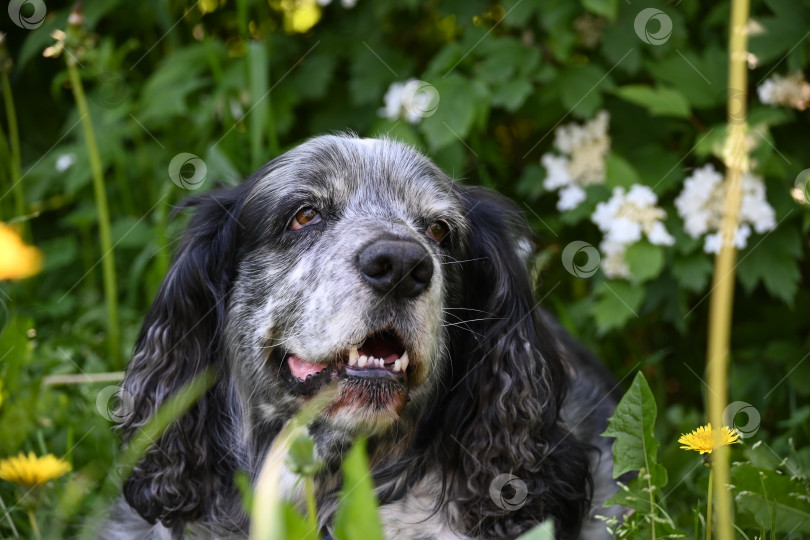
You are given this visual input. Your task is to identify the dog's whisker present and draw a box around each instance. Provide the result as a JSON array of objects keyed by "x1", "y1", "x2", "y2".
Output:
[{"x1": 439, "y1": 256, "x2": 489, "y2": 265}]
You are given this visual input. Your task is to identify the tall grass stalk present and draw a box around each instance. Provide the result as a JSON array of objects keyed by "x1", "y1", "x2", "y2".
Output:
[
  {"x1": 1, "y1": 64, "x2": 25, "y2": 221},
  {"x1": 253, "y1": 385, "x2": 337, "y2": 540},
  {"x1": 65, "y1": 43, "x2": 120, "y2": 366},
  {"x1": 706, "y1": 0, "x2": 751, "y2": 538}
]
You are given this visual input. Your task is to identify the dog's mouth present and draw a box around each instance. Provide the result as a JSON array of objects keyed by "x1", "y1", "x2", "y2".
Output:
[
  {"x1": 287, "y1": 330, "x2": 410, "y2": 383},
  {"x1": 282, "y1": 330, "x2": 414, "y2": 414}
]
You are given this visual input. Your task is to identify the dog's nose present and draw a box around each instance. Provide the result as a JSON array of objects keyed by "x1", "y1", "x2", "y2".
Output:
[{"x1": 356, "y1": 239, "x2": 434, "y2": 298}]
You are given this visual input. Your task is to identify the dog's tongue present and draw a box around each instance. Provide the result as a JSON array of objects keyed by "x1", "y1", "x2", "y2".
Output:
[{"x1": 288, "y1": 354, "x2": 329, "y2": 380}]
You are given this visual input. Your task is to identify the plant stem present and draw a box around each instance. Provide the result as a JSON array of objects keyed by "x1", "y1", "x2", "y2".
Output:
[
  {"x1": 27, "y1": 508, "x2": 41, "y2": 540},
  {"x1": 66, "y1": 59, "x2": 120, "y2": 367},
  {"x1": 706, "y1": 467, "x2": 714, "y2": 540},
  {"x1": 304, "y1": 475, "x2": 318, "y2": 531},
  {"x1": 706, "y1": 0, "x2": 751, "y2": 539},
  {"x1": 1, "y1": 70, "x2": 25, "y2": 221},
  {"x1": 0, "y1": 493, "x2": 20, "y2": 537}
]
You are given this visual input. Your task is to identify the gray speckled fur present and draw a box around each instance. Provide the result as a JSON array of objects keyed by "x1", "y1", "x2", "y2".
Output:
[{"x1": 106, "y1": 135, "x2": 619, "y2": 540}]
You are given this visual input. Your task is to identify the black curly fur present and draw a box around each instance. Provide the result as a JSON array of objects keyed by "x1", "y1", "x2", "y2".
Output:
[
  {"x1": 113, "y1": 136, "x2": 614, "y2": 539},
  {"x1": 433, "y1": 186, "x2": 594, "y2": 539}
]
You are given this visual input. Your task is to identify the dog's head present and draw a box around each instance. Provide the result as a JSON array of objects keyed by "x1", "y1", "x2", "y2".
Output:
[
  {"x1": 119, "y1": 135, "x2": 589, "y2": 536},
  {"x1": 224, "y1": 136, "x2": 470, "y2": 435}
]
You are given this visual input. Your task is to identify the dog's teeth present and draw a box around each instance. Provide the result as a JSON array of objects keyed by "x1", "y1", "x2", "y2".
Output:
[
  {"x1": 358, "y1": 355, "x2": 368, "y2": 368},
  {"x1": 400, "y1": 352, "x2": 409, "y2": 371},
  {"x1": 348, "y1": 347, "x2": 359, "y2": 366},
  {"x1": 394, "y1": 359, "x2": 401, "y2": 372}
]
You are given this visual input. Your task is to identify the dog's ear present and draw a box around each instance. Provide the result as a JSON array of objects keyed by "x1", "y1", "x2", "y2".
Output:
[
  {"x1": 440, "y1": 186, "x2": 591, "y2": 537},
  {"x1": 118, "y1": 182, "x2": 254, "y2": 528}
]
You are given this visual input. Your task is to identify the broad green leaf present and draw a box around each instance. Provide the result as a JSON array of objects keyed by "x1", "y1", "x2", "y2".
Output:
[
  {"x1": 749, "y1": 0, "x2": 810, "y2": 65},
  {"x1": 602, "y1": 372, "x2": 664, "y2": 482},
  {"x1": 281, "y1": 502, "x2": 321, "y2": 540},
  {"x1": 592, "y1": 281, "x2": 645, "y2": 334},
  {"x1": 646, "y1": 47, "x2": 727, "y2": 109},
  {"x1": 625, "y1": 241, "x2": 665, "y2": 283},
  {"x1": 491, "y1": 79, "x2": 534, "y2": 111},
  {"x1": 333, "y1": 439, "x2": 385, "y2": 540},
  {"x1": 733, "y1": 464, "x2": 810, "y2": 534},
  {"x1": 600, "y1": 14, "x2": 642, "y2": 74},
  {"x1": 738, "y1": 226, "x2": 802, "y2": 305},
  {"x1": 419, "y1": 75, "x2": 489, "y2": 151},
  {"x1": 476, "y1": 37, "x2": 537, "y2": 84},
  {"x1": 614, "y1": 85, "x2": 691, "y2": 118},
  {"x1": 516, "y1": 519, "x2": 555, "y2": 539},
  {"x1": 672, "y1": 253, "x2": 713, "y2": 293},
  {"x1": 554, "y1": 65, "x2": 613, "y2": 118},
  {"x1": 605, "y1": 153, "x2": 642, "y2": 188}
]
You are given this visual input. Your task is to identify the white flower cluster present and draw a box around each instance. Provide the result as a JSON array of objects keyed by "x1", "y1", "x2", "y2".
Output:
[
  {"x1": 591, "y1": 185, "x2": 675, "y2": 279},
  {"x1": 541, "y1": 111, "x2": 610, "y2": 211},
  {"x1": 379, "y1": 79, "x2": 439, "y2": 124},
  {"x1": 757, "y1": 72, "x2": 810, "y2": 111},
  {"x1": 674, "y1": 164, "x2": 776, "y2": 254}
]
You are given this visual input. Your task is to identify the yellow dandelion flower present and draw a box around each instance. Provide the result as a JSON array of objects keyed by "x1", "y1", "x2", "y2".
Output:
[
  {"x1": 678, "y1": 423, "x2": 741, "y2": 454},
  {"x1": 0, "y1": 452, "x2": 71, "y2": 487},
  {"x1": 0, "y1": 223, "x2": 43, "y2": 280}
]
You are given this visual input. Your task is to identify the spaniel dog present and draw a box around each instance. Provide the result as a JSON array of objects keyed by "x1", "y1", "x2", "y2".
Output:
[{"x1": 108, "y1": 135, "x2": 620, "y2": 539}]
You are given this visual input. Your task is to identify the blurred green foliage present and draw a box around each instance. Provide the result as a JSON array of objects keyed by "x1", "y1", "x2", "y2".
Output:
[{"x1": 0, "y1": 0, "x2": 809, "y2": 537}]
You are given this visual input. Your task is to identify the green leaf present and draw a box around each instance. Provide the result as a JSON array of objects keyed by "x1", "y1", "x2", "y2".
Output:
[
  {"x1": 614, "y1": 85, "x2": 691, "y2": 118},
  {"x1": 476, "y1": 37, "x2": 537, "y2": 85},
  {"x1": 672, "y1": 253, "x2": 714, "y2": 293},
  {"x1": 281, "y1": 501, "x2": 321, "y2": 540},
  {"x1": 516, "y1": 519, "x2": 555, "y2": 539},
  {"x1": 582, "y1": 0, "x2": 619, "y2": 20},
  {"x1": 554, "y1": 65, "x2": 613, "y2": 118},
  {"x1": 646, "y1": 47, "x2": 727, "y2": 109},
  {"x1": 286, "y1": 430, "x2": 322, "y2": 476},
  {"x1": 419, "y1": 75, "x2": 489, "y2": 151},
  {"x1": 737, "y1": 226, "x2": 802, "y2": 305},
  {"x1": 625, "y1": 241, "x2": 665, "y2": 283},
  {"x1": 733, "y1": 464, "x2": 810, "y2": 534},
  {"x1": 592, "y1": 281, "x2": 645, "y2": 334},
  {"x1": 603, "y1": 372, "x2": 665, "y2": 482},
  {"x1": 605, "y1": 153, "x2": 642, "y2": 188},
  {"x1": 491, "y1": 79, "x2": 534, "y2": 112},
  {"x1": 333, "y1": 439, "x2": 385, "y2": 540},
  {"x1": 600, "y1": 14, "x2": 642, "y2": 74},
  {"x1": 750, "y1": 0, "x2": 810, "y2": 65}
]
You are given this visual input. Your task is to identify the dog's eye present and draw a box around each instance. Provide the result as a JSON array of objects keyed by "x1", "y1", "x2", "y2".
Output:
[
  {"x1": 289, "y1": 207, "x2": 322, "y2": 230},
  {"x1": 426, "y1": 221, "x2": 450, "y2": 244}
]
